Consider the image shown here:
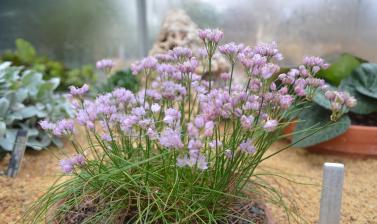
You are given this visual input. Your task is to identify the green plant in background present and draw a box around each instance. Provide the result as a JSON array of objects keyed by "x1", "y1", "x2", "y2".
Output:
[
  {"x1": 317, "y1": 53, "x2": 365, "y2": 86},
  {"x1": 293, "y1": 62, "x2": 377, "y2": 147},
  {"x1": 97, "y1": 69, "x2": 139, "y2": 93},
  {"x1": 1, "y1": 38, "x2": 97, "y2": 90},
  {"x1": 0, "y1": 62, "x2": 71, "y2": 154}
]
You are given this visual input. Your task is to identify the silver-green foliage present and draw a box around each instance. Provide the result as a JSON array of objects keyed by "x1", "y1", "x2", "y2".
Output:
[
  {"x1": 339, "y1": 63, "x2": 377, "y2": 114},
  {"x1": 0, "y1": 62, "x2": 71, "y2": 151}
]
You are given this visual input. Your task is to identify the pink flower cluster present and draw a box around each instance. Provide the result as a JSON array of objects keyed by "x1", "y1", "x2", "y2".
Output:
[
  {"x1": 39, "y1": 119, "x2": 75, "y2": 136},
  {"x1": 45, "y1": 29, "x2": 349, "y2": 173},
  {"x1": 131, "y1": 56, "x2": 158, "y2": 75},
  {"x1": 96, "y1": 59, "x2": 114, "y2": 71},
  {"x1": 198, "y1": 28, "x2": 224, "y2": 44},
  {"x1": 68, "y1": 84, "x2": 89, "y2": 97},
  {"x1": 325, "y1": 90, "x2": 356, "y2": 120},
  {"x1": 59, "y1": 154, "x2": 86, "y2": 173},
  {"x1": 218, "y1": 42, "x2": 244, "y2": 64}
]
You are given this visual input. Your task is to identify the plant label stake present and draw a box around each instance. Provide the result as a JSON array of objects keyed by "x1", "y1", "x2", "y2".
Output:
[
  {"x1": 319, "y1": 162, "x2": 344, "y2": 224},
  {"x1": 7, "y1": 130, "x2": 28, "y2": 177}
]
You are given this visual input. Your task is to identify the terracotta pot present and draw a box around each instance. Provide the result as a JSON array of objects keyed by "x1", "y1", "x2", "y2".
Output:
[{"x1": 284, "y1": 124, "x2": 377, "y2": 155}]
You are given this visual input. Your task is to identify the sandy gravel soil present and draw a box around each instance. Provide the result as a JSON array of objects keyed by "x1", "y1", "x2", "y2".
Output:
[{"x1": 0, "y1": 140, "x2": 376, "y2": 224}]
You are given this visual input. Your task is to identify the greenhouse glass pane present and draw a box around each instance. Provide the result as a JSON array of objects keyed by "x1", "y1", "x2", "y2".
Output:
[
  {"x1": 0, "y1": 0, "x2": 139, "y2": 66},
  {"x1": 146, "y1": 0, "x2": 377, "y2": 65}
]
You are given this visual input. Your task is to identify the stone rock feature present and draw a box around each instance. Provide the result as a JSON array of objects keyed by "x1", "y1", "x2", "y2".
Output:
[{"x1": 149, "y1": 9, "x2": 229, "y2": 77}]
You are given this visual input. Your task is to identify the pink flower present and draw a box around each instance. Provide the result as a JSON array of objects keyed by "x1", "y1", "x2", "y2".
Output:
[
  {"x1": 346, "y1": 96, "x2": 357, "y2": 108},
  {"x1": 131, "y1": 56, "x2": 158, "y2": 75},
  {"x1": 194, "y1": 116, "x2": 206, "y2": 128},
  {"x1": 150, "y1": 103, "x2": 161, "y2": 113},
  {"x1": 112, "y1": 88, "x2": 136, "y2": 105},
  {"x1": 188, "y1": 139, "x2": 203, "y2": 152},
  {"x1": 71, "y1": 154, "x2": 86, "y2": 166},
  {"x1": 176, "y1": 154, "x2": 208, "y2": 170},
  {"x1": 69, "y1": 84, "x2": 89, "y2": 97},
  {"x1": 254, "y1": 41, "x2": 283, "y2": 61},
  {"x1": 303, "y1": 56, "x2": 329, "y2": 71},
  {"x1": 177, "y1": 58, "x2": 199, "y2": 73},
  {"x1": 53, "y1": 119, "x2": 75, "y2": 136},
  {"x1": 263, "y1": 120, "x2": 278, "y2": 132},
  {"x1": 220, "y1": 72, "x2": 231, "y2": 81},
  {"x1": 59, "y1": 154, "x2": 86, "y2": 173},
  {"x1": 159, "y1": 128, "x2": 183, "y2": 149},
  {"x1": 241, "y1": 115, "x2": 254, "y2": 129},
  {"x1": 239, "y1": 139, "x2": 256, "y2": 154},
  {"x1": 279, "y1": 95, "x2": 293, "y2": 109},
  {"x1": 39, "y1": 120, "x2": 55, "y2": 130},
  {"x1": 204, "y1": 121, "x2": 214, "y2": 137},
  {"x1": 60, "y1": 159, "x2": 73, "y2": 173},
  {"x1": 187, "y1": 123, "x2": 199, "y2": 138},
  {"x1": 96, "y1": 59, "x2": 114, "y2": 71},
  {"x1": 209, "y1": 140, "x2": 222, "y2": 149},
  {"x1": 169, "y1": 47, "x2": 193, "y2": 60},
  {"x1": 261, "y1": 63, "x2": 279, "y2": 79},
  {"x1": 163, "y1": 108, "x2": 181, "y2": 126},
  {"x1": 101, "y1": 133, "x2": 112, "y2": 142},
  {"x1": 198, "y1": 28, "x2": 224, "y2": 43}
]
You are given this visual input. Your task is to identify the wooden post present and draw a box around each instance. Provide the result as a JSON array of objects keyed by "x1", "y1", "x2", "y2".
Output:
[
  {"x1": 319, "y1": 162, "x2": 344, "y2": 224},
  {"x1": 7, "y1": 130, "x2": 28, "y2": 177}
]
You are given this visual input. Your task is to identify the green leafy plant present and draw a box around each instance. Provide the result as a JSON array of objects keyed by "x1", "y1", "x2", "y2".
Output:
[
  {"x1": 97, "y1": 69, "x2": 139, "y2": 93},
  {"x1": 317, "y1": 53, "x2": 365, "y2": 86},
  {"x1": 1, "y1": 38, "x2": 97, "y2": 90},
  {"x1": 293, "y1": 62, "x2": 377, "y2": 147},
  {"x1": 0, "y1": 62, "x2": 72, "y2": 153}
]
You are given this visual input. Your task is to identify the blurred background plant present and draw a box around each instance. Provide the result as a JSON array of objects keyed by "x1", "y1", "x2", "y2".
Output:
[
  {"x1": 292, "y1": 55, "x2": 377, "y2": 147},
  {"x1": 96, "y1": 69, "x2": 139, "y2": 94},
  {"x1": 0, "y1": 62, "x2": 72, "y2": 158},
  {"x1": 0, "y1": 39, "x2": 97, "y2": 91}
]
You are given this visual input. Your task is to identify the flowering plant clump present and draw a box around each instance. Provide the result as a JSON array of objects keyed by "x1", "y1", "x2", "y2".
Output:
[{"x1": 25, "y1": 29, "x2": 353, "y2": 223}]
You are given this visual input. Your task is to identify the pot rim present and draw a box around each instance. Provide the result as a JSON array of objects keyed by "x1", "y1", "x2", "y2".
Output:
[{"x1": 348, "y1": 124, "x2": 377, "y2": 131}]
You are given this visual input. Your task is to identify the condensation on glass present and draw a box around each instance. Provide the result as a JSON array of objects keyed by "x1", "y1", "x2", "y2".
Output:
[
  {"x1": 0, "y1": 0, "x2": 376, "y2": 66},
  {"x1": 147, "y1": 0, "x2": 377, "y2": 65}
]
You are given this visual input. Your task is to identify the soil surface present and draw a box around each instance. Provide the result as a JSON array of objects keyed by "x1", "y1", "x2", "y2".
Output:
[
  {"x1": 0, "y1": 140, "x2": 376, "y2": 224},
  {"x1": 349, "y1": 112, "x2": 377, "y2": 127}
]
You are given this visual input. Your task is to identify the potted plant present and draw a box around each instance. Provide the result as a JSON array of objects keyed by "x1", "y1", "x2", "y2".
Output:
[
  {"x1": 22, "y1": 29, "x2": 350, "y2": 223},
  {"x1": 286, "y1": 54, "x2": 377, "y2": 155}
]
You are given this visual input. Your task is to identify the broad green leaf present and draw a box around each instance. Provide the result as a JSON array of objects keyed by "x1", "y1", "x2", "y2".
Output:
[
  {"x1": 348, "y1": 63, "x2": 377, "y2": 99},
  {"x1": 340, "y1": 69, "x2": 377, "y2": 114},
  {"x1": 15, "y1": 39, "x2": 36, "y2": 63},
  {"x1": 0, "y1": 62, "x2": 12, "y2": 70},
  {"x1": 0, "y1": 121, "x2": 6, "y2": 137},
  {"x1": 292, "y1": 103, "x2": 351, "y2": 147},
  {"x1": 21, "y1": 70, "x2": 43, "y2": 96},
  {"x1": 0, "y1": 129, "x2": 18, "y2": 151},
  {"x1": 15, "y1": 88, "x2": 28, "y2": 102},
  {"x1": 49, "y1": 78, "x2": 61, "y2": 91},
  {"x1": 313, "y1": 87, "x2": 334, "y2": 111},
  {"x1": 317, "y1": 53, "x2": 361, "y2": 86},
  {"x1": 27, "y1": 134, "x2": 51, "y2": 150},
  {"x1": 5, "y1": 114, "x2": 23, "y2": 124},
  {"x1": 18, "y1": 123, "x2": 39, "y2": 137},
  {"x1": 0, "y1": 97, "x2": 9, "y2": 117},
  {"x1": 12, "y1": 106, "x2": 47, "y2": 119}
]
